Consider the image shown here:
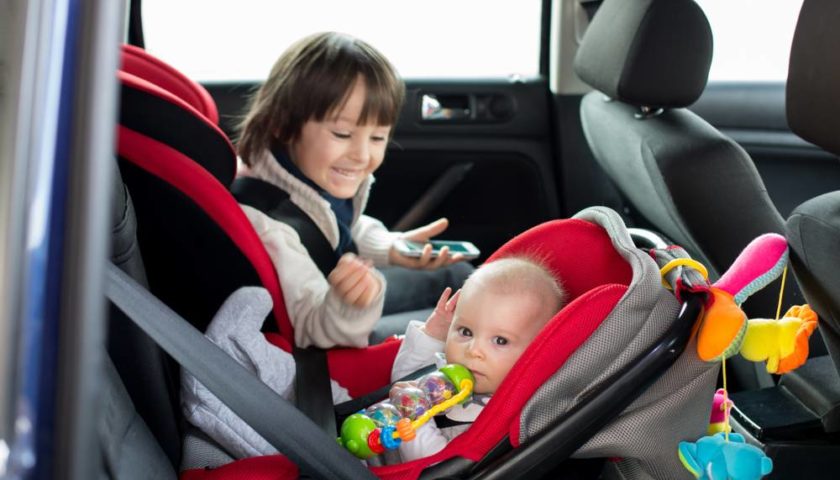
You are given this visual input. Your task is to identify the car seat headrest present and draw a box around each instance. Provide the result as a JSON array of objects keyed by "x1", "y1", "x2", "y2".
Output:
[
  {"x1": 120, "y1": 44, "x2": 219, "y2": 125},
  {"x1": 786, "y1": 0, "x2": 840, "y2": 156},
  {"x1": 118, "y1": 70, "x2": 236, "y2": 186},
  {"x1": 573, "y1": 0, "x2": 713, "y2": 109}
]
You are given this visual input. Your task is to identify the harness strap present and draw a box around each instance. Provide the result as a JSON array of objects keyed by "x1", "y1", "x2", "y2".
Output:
[{"x1": 232, "y1": 176, "x2": 337, "y2": 435}]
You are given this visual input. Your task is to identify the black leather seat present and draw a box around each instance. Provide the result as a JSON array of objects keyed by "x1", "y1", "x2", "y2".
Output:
[
  {"x1": 785, "y1": 0, "x2": 840, "y2": 376},
  {"x1": 574, "y1": 0, "x2": 804, "y2": 389}
]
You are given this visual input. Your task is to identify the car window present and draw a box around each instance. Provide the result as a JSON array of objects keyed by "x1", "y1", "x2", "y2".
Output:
[
  {"x1": 695, "y1": 0, "x2": 804, "y2": 82},
  {"x1": 142, "y1": 0, "x2": 542, "y2": 82}
]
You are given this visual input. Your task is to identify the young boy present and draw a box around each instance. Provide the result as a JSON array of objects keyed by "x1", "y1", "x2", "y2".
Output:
[
  {"x1": 390, "y1": 256, "x2": 567, "y2": 461},
  {"x1": 236, "y1": 32, "x2": 470, "y2": 350}
]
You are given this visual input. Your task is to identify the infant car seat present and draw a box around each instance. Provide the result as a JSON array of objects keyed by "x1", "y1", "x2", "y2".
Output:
[
  {"x1": 183, "y1": 206, "x2": 715, "y2": 480},
  {"x1": 368, "y1": 207, "x2": 717, "y2": 480}
]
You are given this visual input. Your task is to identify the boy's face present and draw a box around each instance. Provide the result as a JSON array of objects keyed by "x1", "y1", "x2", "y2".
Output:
[
  {"x1": 444, "y1": 288, "x2": 549, "y2": 395},
  {"x1": 288, "y1": 78, "x2": 392, "y2": 199}
]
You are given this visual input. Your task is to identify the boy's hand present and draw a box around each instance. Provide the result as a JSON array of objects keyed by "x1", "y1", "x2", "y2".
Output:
[
  {"x1": 388, "y1": 218, "x2": 466, "y2": 270},
  {"x1": 421, "y1": 287, "x2": 461, "y2": 342},
  {"x1": 327, "y1": 253, "x2": 382, "y2": 308}
]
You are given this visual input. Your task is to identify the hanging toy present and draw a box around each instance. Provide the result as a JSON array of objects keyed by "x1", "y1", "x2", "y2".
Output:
[
  {"x1": 707, "y1": 388, "x2": 733, "y2": 436},
  {"x1": 655, "y1": 235, "x2": 804, "y2": 480},
  {"x1": 739, "y1": 304, "x2": 818, "y2": 374},
  {"x1": 338, "y1": 364, "x2": 474, "y2": 459},
  {"x1": 656, "y1": 233, "x2": 818, "y2": 374},
  {"x1": 677, "y1": 361, "x2": 774, "y2": 479},
  {"x1": 678, "y1": 432, "x2": 773, "y2": 480}
]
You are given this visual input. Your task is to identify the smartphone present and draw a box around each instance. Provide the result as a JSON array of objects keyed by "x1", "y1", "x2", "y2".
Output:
[{"x1": 394, "y1": 239, "x2": 480, "y2": 260}]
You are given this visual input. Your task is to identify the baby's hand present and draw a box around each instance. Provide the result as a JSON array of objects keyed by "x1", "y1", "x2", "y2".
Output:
[
  {"x1": 327, "y1": 253, "x2": 382, "y2": 308},
  {"x1": 421, "y1": 287, "x2": 460, "y2": 342}
]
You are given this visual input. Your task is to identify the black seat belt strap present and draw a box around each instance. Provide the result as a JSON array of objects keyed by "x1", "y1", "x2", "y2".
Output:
[
  {"x1": 232, "y1": 176, "x2": 338, "y2": 435},
  {"x1": 106, "y1": 263, "x2": 375, "y2": 480}
]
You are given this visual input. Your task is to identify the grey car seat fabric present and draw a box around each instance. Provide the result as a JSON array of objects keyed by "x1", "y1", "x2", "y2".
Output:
[
  {"x1": 518, "y1": 207, "x2": 718, "y2": 480},
  {"x1": 106, "y1": 167, "x2": 182, "y2": 475},
  {"x1": 100, "y1": 356, "x2": 177, "y2": 479},
  {"x1": 575, "y1": 0, "x2": 801, "y2": 389},
  {"x1": 785, "y1": 0, "x2": 840, "y2": 375},
  {"x1": 787, "y1": 194, "x2": 840, "y2": 373}
]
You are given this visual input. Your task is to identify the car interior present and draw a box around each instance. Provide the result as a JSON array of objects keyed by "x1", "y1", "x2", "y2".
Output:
[{"x1": 2, "y1": 0, "x2": 840, "y2": 479}]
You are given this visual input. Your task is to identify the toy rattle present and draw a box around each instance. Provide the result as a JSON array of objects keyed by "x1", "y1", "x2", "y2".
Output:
[{"x1": 338, "y1": 363, "x2": 475, "y2": 459}]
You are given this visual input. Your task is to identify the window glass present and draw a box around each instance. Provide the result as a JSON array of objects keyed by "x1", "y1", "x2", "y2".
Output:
[
  {"x1": 695, "y1": 0, "x2": 804, "y2": 82},
  {"x1": 143, "y1": 0, "x2": 542, "y2": 82}
]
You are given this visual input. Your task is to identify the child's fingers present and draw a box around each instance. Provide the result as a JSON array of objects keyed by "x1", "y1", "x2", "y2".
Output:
[
  {"x1": 327, "y1": 254, "x2": 358, "y2": 284},
  {"x1": 428, "y1": 247, "x2": 450, "y2": 269},
  {"x1": 331, "y1": 260, "x2": 368, "y2": 294},
  {"x1": 352, "y1": 273, "x2": 381, "y2": 307},
  {"x1": 417, "y1": 243, "x2": 434, "y2": 266},
  {"x1": 341, "y1": 269, "x2": 381, "y2": 307},
  {"x1": 356, "y1": 280, "x2": 379, "y2": 308},
  {"x1": 448, "y1": 253, "x2": 466, "y2": 264},
  {"x1": 404, "y1": 218, "x2": 449, "y2": 242},
  {"x1": 328, "y1": 261, "x2": 357, "y2": 288},
  {"x1": 342, "y1": 273, "x2": 370, "y2": 306}
]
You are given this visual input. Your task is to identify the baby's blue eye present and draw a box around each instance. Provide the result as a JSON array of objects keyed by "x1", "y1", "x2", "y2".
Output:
[
  {"x1": 492, "y1": 336, "x2": 508, "y2": 346},
  {"x1": 457, "y1": 327, "x2": 472, "y2": 337},
  {"x1": 331, "y1": 131, "x2": 351, "y2": 139}
]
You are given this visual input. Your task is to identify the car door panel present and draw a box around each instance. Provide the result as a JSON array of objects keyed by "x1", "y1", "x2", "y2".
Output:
[{"x1": 206, "y1": 78, "x2": 559, "y2": 261}]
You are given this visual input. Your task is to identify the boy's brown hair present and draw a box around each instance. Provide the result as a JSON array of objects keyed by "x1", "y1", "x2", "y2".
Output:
[{"x1": 237, "y1": 32, "x2": 405, "y2": 165}]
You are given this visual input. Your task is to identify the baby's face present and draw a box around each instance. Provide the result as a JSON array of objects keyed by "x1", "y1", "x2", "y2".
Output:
[{"x1": 444, "y1": 288, "x2": 549, "y2": 395}]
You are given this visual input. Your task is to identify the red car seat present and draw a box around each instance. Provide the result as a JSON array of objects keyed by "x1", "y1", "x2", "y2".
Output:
[
  {"x1": 181, "y1": 209, "x2": 711, "y2": 480},
  {"x1": 116, "y1": 44, "x2": 399, "y2": 392},
  {"x1": 120, "y1": 44, "x2": 218, "y2": 124}
]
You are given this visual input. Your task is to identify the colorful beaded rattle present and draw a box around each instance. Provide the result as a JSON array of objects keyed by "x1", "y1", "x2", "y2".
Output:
[{"x1": 338, "y1": 364, "x2": 475, "y2": 459}]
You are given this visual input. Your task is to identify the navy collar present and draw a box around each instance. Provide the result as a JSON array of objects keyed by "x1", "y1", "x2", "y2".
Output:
[{"x1": 270, "y1": 143, "x2": 356, "y2": 256}]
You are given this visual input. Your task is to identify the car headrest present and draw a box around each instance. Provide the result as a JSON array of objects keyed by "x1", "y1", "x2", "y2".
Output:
[
  {"x1": 120, "y1": 44, "x2": 219, "y2": 125},
  {"x1": 118, "y1": 70, "x2": 236, "y2": 186},
  {"x1": 573, "y1": 0, "x2": 713, "y2": 109},
  {"x1": 786, "y1": 0, "x2": 840, "y2": 156}
]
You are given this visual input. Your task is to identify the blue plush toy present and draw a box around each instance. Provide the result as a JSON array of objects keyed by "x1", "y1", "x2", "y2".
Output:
[{"x1": 678, "y1": 432, "x2": 773, "y2": 480}]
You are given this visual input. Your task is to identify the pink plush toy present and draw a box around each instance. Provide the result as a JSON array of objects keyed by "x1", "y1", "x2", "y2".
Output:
[{"x1": 708, "y1": 388, "x2": 733, "y2": 435}]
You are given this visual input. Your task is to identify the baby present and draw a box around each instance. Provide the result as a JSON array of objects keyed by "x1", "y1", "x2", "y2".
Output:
[{"x1": 390, "y1": 256, "x2": 567, "y2": 462}]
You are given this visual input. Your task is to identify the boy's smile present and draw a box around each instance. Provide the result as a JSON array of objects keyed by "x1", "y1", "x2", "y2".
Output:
[{"x1": 288, "y1": 77, "x2": 392, "y2": 199}]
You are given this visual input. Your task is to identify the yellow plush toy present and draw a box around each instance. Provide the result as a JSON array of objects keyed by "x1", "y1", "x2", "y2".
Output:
[{"x1": 739, "y1": 305, "x2": 818, "y2": 374}]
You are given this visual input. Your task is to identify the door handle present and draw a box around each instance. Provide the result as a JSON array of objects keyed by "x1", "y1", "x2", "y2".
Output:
[
  {"x1": 419, "y1": 93, "x2": 515, "y2": 122},
  {"x1": 421, "y1": 94, "x2": 470, "y2": 121}
]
